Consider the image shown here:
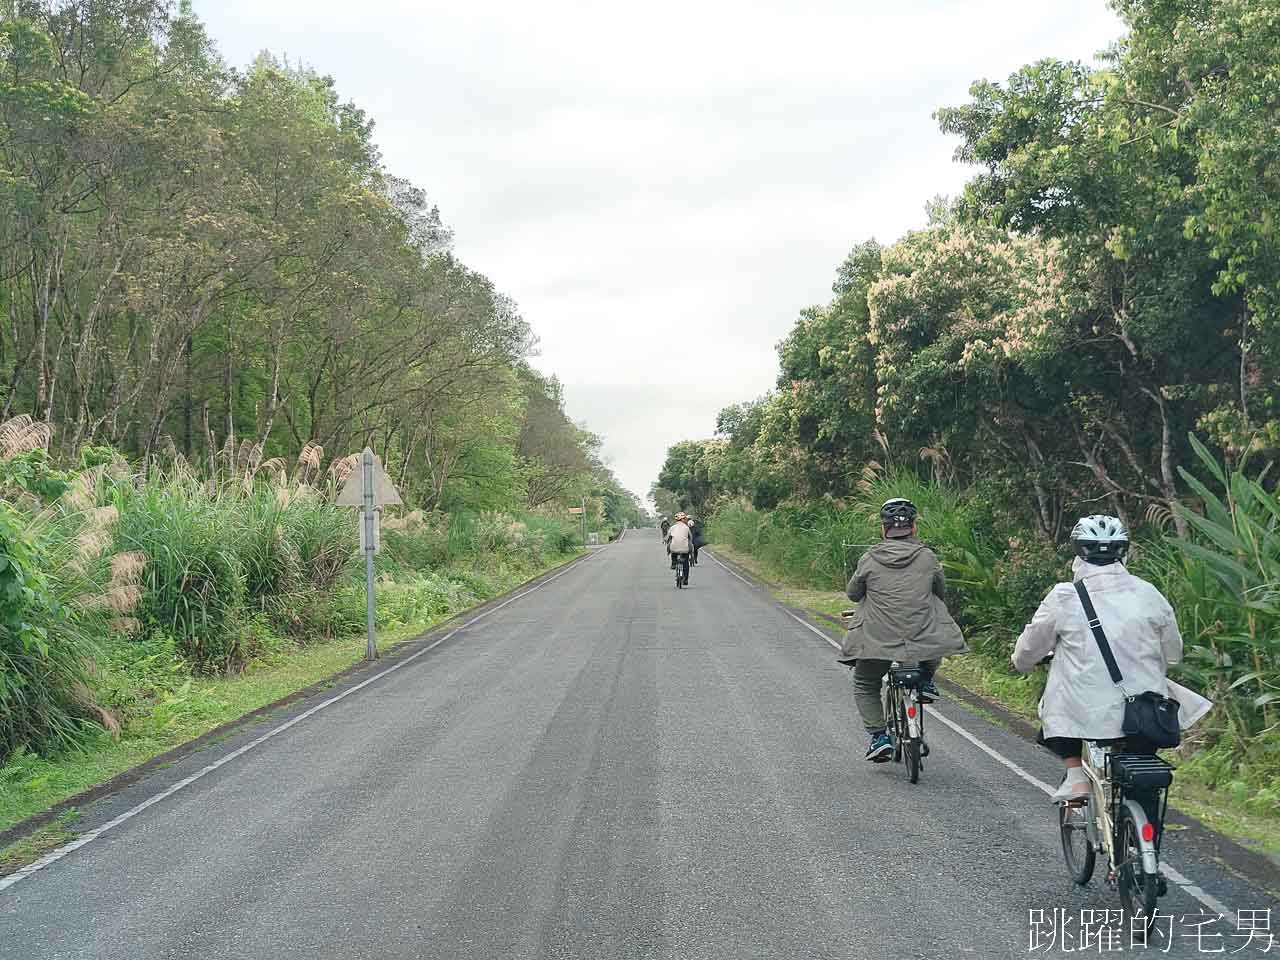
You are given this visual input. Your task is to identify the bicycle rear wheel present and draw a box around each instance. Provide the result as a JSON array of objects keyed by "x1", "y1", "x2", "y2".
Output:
[
  {"x1": 1059, "y1": 802, "x2": 1096, "y2": 885},
  {"x1": 1117, "y1": 806, "x2": 1160, "y2": 924},
  {"x1": 883, "y1": 685, "x2": 903, "y2": 762},
  {"x1": 904, "y1": 733, "x2": 921, "y2": 783}
]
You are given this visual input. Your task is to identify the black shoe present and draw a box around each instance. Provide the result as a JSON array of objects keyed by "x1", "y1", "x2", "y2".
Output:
[{"x1": 918, "y1": 680, "x2": 940, "y2": 703}]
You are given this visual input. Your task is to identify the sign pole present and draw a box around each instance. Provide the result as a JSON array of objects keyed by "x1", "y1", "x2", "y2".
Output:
[
  {"x1": 361, "y1": 448, "x2": 378, "y2": 661},
  {"x1": 581, "y1": 495, "x2": 587, "y2": 548}
]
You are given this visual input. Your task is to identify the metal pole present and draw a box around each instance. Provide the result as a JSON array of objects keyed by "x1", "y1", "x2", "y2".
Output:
[
  {"x1": 362, "y1": 449, "x2": 377, "y2": 660},
  {"x1": 582, "y1": 496, "x2": 587, "y2": 547}
]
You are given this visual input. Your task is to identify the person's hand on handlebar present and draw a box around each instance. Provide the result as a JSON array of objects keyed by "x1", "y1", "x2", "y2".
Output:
[{"x1": 1009, "y1": 650, "x2": 1054, "y2": 674}]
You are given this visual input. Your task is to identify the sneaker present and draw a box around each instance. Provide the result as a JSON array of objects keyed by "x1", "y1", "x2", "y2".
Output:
[
  {"x1": 918, "y1": 680, "x2": 940, "y2": 703},
  {"x1": 864, "y1": 731, "x2": 892, "y2": 763},
  {"x1": 1052, "y1": 767, "x2": 1091, "y2": 804}
]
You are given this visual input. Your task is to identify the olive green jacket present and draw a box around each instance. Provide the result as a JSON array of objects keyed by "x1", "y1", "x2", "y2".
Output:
[{"x1": 838, "y1": 537, "x2": 967, "y2": 663}]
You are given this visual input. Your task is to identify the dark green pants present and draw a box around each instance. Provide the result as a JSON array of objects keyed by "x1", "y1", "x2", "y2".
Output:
[{"x1": 852, "y1": 659, "x2": 940, "y2": 734}]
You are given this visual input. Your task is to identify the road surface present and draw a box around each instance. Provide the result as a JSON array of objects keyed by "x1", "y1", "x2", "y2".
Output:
[{"x1": 1, "y1": 534, "x2": 1274, "y2": 959}]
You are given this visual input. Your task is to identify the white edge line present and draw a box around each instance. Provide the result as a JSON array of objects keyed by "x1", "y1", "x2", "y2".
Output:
[
  {"x1": 728, "y1": 557, "x2": 1239, "y2": 922},
  {"x1": 707, "y1": 552, "x2": 751, "y2": 587},
  {"x1": 0, "y1": 552, "x2": 595, "y2": 894}
]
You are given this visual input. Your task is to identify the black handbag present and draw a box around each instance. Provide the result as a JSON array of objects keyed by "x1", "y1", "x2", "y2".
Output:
[{"x1": 1074, "y1": 581, "x2": 1181, "y2": 749}]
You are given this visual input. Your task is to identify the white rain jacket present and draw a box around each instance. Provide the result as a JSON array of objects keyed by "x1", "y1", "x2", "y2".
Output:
[
  {"x1": 1011, "y1": 559, "x2": 1182, "y2": 740},
  {"x1": 666, "y1": 520, "x2": 694, "y2": 554}
]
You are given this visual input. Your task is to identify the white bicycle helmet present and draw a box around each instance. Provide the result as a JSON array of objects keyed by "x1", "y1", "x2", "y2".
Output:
[{"x1": 1070, "y1": 515, "x2": 1129, "y2": 564}]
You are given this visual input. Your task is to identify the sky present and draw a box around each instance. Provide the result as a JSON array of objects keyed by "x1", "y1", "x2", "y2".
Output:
[{"x1": 196, "y1": 0, "x2": 1126, "y2": 507}]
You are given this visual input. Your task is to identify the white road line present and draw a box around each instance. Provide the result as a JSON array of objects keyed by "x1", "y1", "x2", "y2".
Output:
[
  {"x1": 707, "y1": 552, "x2": 752, "y2": 587},
  {"x1": 738, "y1": 564, "x2": 1239, "y2": 922},
  {"x1": 0, "y1": 553, "x2": 595, "y2": 894}
]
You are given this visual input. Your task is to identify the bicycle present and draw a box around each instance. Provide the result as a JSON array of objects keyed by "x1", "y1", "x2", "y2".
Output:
[
  {"x1": 881, "y1": 661, "x2": 930, "y2": 783},
  {"x1": 672, "y1": 552, "x2": 690, "y2": 589},
  {"x1": 1059, "y1": 742, "x2": 1173, "y2": 923}
]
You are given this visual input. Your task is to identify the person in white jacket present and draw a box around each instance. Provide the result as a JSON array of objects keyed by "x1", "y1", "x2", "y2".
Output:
[
  {"x1": 665, "y1": 513, "x2": 695, "y2": 584},
  {"x1": 1011, "y1": 515, "x2": 1182, "y2": 802}
]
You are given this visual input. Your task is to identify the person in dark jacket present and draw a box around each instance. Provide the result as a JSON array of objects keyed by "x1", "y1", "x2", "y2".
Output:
[
  {"x1": 688, "y1": 517, "x2": 705, "y2": 564},
  {"x1": 838, "y1": 498, "x2": 967, "y2": 762},
  {"x1": 660, "y1": 517, "x2": 670, "y2": 541}
]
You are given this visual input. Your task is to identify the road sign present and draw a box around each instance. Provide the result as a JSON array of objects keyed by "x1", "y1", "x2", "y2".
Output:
[
  {"x1": 567, "y1": 507, "x2": 584, "y2": 515},
  {"x1": 335, "y1": 453, "x2": 402, "y2": 506},
  {"x1": 335, "y1": 448, "x2": 405, "y2": 661},
  {"x1": 358, "y1": 508, "x2": 382, "y2": 554}
]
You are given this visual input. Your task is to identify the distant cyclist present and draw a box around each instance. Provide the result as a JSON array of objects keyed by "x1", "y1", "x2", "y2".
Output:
[
  {"x1": 838, "y1": 498, "x2": 966, "y2": 762},
  {"x1": 666, "y1": 512, "x2": 694, "y2": 581},
  {"x1": 1012, "y1": 516, "x2": 1182, "y2": 802},
  {"x1": 660, "y1": 516, "x2": 671, "y2": 541}
]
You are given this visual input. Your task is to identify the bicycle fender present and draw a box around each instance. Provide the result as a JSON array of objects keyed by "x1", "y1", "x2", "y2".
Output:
[{"x1": 1122, "y1": 798, "x2": 1160, "y2": 876}]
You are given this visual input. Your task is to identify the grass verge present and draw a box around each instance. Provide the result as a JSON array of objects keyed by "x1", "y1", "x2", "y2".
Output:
[
  {"x1": 0, "y1": 811, "x2": 82, "y2": 874},
  {"x1": 0, "y1": 551, "x2": 580, "y2": 838}
]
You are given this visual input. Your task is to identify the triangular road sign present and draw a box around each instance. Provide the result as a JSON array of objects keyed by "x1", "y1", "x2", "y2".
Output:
[{"x1": 335, "y1": 449, "x2": 403, "y2": 506}]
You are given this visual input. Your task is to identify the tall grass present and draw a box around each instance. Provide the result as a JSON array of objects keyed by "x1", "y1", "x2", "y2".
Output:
[
  {"x1": 1, "y1": 431, "x2": 582, "y2": 761},
  {"x1": 0, "y1": 465, "x2": 142, "y2": 761}
]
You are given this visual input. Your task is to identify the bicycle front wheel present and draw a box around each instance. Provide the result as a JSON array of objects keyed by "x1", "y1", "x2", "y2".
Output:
[
  {"x1": 1059, "y1": 802, "x2": 1096, "y2": 885},
  {"x1": 1117, "y1": 806, "x2": 1160, "y2": 923}
]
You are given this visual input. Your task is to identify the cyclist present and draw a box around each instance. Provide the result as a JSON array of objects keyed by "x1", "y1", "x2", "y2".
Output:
[
  {"x1": 1012, "y1": 515, "x2": 1182, "y2": 802},
  {"x1": 666, "y1": 513, "x2": 694, "y2": 583},
  {"x1": 688, "y1": 515, "x2": 704, "y2": 565},
  {"x1": 660, "y1": 516, "x2": 671, "y2": 540},
  {"x1": 839, "y1": 498, "x2": 966, "y2": 762}
]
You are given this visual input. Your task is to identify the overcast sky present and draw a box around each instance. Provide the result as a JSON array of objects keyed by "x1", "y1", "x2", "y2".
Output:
[{"x1": 197, "y1": 0, "x2": 1125, "y2": 506}]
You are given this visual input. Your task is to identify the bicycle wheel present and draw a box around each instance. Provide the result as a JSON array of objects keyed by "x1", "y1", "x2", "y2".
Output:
[
  {"x1": 1059, "y1": 802, "x2": 1096, "y2": 885},
  {"x1": 904, "y1": 731, "x2": 921, "y2": 783},
  {"x1": 1117, "y1": 806, "x2": 1160, "y2": 924},
  {"x1": 884, "y1": 685, "x2": 903, "y2": 762}
]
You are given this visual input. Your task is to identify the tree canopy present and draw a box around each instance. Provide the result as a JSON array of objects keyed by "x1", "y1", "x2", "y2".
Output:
[{"x1": 0, "y1": 0, "x2": 639, "y2": 516}]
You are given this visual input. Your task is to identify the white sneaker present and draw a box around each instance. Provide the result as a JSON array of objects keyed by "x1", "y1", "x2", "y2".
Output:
[{"x1": 1052, "y1": 767, "x2": 1090, "y2": 804}]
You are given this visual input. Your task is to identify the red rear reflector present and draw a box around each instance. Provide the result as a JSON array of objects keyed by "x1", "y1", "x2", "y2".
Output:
[
  {"x1": 1141, "y1": 823, "x2": 1155, "y2": 842},
  {"x1": 907, "y1": 706, "x2": 916, "y2": 718}
]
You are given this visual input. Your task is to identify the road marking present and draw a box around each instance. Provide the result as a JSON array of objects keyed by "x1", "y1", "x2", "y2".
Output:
[
  {"x1": 0, "y1": 553, "x2": 596, "y2": 894},
  {"x1": 707, "y1": 552, "x2": 752, "y2": 587},
  {"x1": 720, "y1": 556, "x2": 1240, "y2": 922}
]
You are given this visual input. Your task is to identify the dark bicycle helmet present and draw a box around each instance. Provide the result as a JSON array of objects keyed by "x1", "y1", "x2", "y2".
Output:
[
  {"x1": 1070, "y1": 515, "x2": 1129, "y2": 565},
  {"x1": 880, "y1": 498, "x2": 918, "y2": 535}
]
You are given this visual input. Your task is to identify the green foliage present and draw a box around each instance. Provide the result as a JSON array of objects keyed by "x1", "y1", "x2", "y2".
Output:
[
  {"x1": 1143, "y1": 437, "x2": 1280, "y2": 742},
  {"x1": 0, "y1": 503, "x2": 103, "y2": 762},
  {"x1": 112, "y1": 480, "x2": 249, "y2": 672},
  {"x1": 0, "y1": 3, "x2": 636, "y2": 521},
  {"x1": 0, "y1": 450, "x2": 72, "y2": 502}
]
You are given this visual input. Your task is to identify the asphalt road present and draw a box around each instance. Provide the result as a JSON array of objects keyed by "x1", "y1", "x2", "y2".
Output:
[{"x1": 2, "y1": 534, "x2": 1275, "y2": 959}]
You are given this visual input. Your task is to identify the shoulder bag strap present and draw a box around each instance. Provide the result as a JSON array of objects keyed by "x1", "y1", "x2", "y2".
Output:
[{"x1": 1074, "y1": 580, "x2": 1126, "y2": 690}]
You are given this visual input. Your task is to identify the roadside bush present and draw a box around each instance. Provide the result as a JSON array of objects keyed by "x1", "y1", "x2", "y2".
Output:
[
  {"x1": 0, "y1": 504, "x2": 97, "y2": 761},
  {"x1": 112, "y1": 480, "x2": 248, "y2": 672},
  {"x1": 0, "y1": 474, "x2": 141, "y2": 760},
  {"x1": 284, "y1": 491, "x2": 357, "y2": 590},
  {"x1": 238, "y1": 488, "x2": 303, "y2": 601}
]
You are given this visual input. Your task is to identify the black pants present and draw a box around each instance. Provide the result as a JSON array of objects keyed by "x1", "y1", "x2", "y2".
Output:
[{"x1": 1037, "y1": 731, "x2": 1160, "y2": 759}]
